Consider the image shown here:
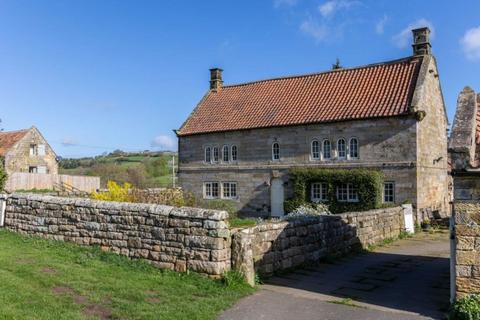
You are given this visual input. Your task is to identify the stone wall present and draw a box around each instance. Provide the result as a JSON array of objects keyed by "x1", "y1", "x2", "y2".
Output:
[
  {"x1": 2, "y1": 193, "x2": 231, "y2": 277},
  {"x1": 232, "y1": 206, "x2": 406, "y2": 285},
  {"x1": 454, "y1": 201, "x2": 480, "y2": 298}
]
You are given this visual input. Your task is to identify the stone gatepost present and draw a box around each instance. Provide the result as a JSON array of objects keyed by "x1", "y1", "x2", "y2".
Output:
[{"x1": 231, "y1": 228, "x2": 255, "y2": 286}]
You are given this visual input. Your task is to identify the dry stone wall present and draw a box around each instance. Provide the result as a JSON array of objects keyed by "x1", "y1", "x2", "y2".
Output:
[
  {"x1": 2, "y1": 193, "x2": 231, "y2": 277},
  {"x1": 454, "y1": 201, "x2": 480, "y2": 298},
  {"x1": 232, "y1": 207, "x2": 406, "y2": 285}
]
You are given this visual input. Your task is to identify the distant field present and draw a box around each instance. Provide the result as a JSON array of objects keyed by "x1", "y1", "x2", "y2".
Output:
[{"x1": 59, "y1": 152, "x2": 177, "y2": 189}]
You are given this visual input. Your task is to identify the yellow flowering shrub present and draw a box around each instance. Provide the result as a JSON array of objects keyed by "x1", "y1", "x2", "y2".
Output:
[{"x1": 91, "y1": 181, "x2": 132, "y2": 202}]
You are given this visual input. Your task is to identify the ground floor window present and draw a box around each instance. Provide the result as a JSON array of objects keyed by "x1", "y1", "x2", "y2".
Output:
[
  {"x1": 222, "y1": 182, "x2": 237, "y2": 199},
  {"x1": 29, "y1": 166, "x2": 37, "y2": 173},
  {"x1": 204, "y1": 182, "x2": 219, "y2": 199},
  {"x1": 311, "y1": 182, "x2": 328, "y2": 202},
  {"x1": 336, "y1": 183, "x2": 358, "y2": 202},
  {"x1": 384, "y1": 182, "x2": 395, "y2": 203},
  {"x1": 204, "y1": 181, "x2": 238, "y2": 200}
]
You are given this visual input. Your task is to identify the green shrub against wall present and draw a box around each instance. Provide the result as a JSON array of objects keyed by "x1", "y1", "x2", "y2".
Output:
[
  {"x1": 0, "y1": 160, "x2": 7, "y2": 191},
  {"x1": 284, "y1": 168, "x2": 384, "y2": 214}
]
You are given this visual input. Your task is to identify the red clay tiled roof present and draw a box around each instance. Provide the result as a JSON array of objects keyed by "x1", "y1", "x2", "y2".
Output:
[
  {"x1": 0, "y1": 129, "x2": 28, "y2": 156},
  {"x1": 178, "y1": 56, "x2": 424, "y2": 136}
]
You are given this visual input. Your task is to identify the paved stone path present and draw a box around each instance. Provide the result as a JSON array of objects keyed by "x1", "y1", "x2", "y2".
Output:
[{"x1": 220, "y1": 231, "x2": 450, "y2": 320}]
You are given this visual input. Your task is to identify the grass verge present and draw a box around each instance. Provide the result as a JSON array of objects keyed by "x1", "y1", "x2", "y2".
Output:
[{"x1": 0, "y1": 230, "x2": 255, "y2": 320}]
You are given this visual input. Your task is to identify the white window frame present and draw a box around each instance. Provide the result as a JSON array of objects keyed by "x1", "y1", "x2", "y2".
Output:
[
  {"x1": 311, "y1": 182, "x2": 328, "y2": 202},
  {"x1": 205, "y1": 147, "x2": 211, "y2": 163},
  {"x1": 222, "y1": 182, "x2": 238, "y2": 199},
  {"x1": 336, "y1": 183, "x2": 359, "y2": 203},
  {"x1": 272, "y1": 142, "x2": 280, "y2": 161},
  {"x1": 204, "y1": 182, "x2": 219, "y2": 199},
  {"x1": 222, "y1": 145, "x2": 229, "y2": 162},
  {"x1": 212, "y1": 147, "x2": 219, "y2": 163},
  {"x1": 384, "y1": 182, "x2": 395, "y2": 203},
  {"x1": 37, "y1": 166, "x2": 47, "y2": 174},
  {"x1": 28, "y1": 166, "x2": 38, "y2": 173},
  {"x1": 38, "y1": 144, "x2": 46, "y2": 156},
  {"x1": 337, "y1": 138, "x2": 346, "y2": 159},
  {"x1": 348, "y1": 137, "x2": 359, "y2": 159},
  {"x1": 29, "y1": 144, "x2": 38, "y2": 156},
  {"x1": 323, "y1": 139, "x2": 331, "y2": 160},
  {"x1": 311, "y1": 140, "x2": 320, "y2": 160},
  {"x1": 231, "y1": 145, "x2": 238, "y2": 161}
]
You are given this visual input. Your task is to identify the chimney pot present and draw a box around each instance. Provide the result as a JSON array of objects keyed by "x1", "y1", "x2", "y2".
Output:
[
  {"x1": 412, "y1": 27, "x2": 431, "y2": 56},
  {"x1": 209, "y1": 68, "x2": 223, "y2": 91}
]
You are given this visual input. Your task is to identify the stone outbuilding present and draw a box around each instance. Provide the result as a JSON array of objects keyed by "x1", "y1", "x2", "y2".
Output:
[
  {"x1": 177, "y1": 28, "x2": 449, "y2": 219},
  {"x1": 449, "y1": 87, "x2": 480, "y2": 200},
  {"x1": 0, "y1": 126, "x2": 58, "y2": 175}
]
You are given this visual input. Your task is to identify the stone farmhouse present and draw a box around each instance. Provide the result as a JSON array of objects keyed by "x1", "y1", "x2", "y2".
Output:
[
  {"x1": 449, "y1": 87, "x2": 480, "y2": 200},
  {"x1": 176, "y1": 27, "x2": 449, "y2": 218},
  {"x1": 0, "y1": 126, "x2": 58, "y2": 175}
]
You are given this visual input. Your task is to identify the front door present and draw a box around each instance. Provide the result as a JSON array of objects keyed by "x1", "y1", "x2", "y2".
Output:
[{"x1": 271, "y1": 178, "x2": 285, "y2": 217}]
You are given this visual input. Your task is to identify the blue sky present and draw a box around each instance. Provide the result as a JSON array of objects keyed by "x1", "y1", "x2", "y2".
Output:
[{"x1": 0, "y1": 0, "x2": 479, "y2": 158}]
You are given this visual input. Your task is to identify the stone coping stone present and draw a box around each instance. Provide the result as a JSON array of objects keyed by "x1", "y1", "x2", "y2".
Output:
[{"x1": 3, "y1": 193, "x2": 228, "y2": 221}]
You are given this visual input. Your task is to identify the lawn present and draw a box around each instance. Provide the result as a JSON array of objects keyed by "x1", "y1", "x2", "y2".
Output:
[{"x1": 0, "y1": 230, "x2": 254, "y2": 320}]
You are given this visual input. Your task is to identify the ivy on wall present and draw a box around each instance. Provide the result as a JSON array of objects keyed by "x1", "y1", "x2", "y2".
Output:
[
  {"x1": 0, "y1": 158, "x2": 7, "y2": 191},
  {"x1": 284, "y1": 168, "x2": 384, "y2": 214}
]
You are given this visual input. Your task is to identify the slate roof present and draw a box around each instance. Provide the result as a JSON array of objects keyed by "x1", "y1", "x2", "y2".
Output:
[
  {"x1": 178, "y1": 56, "x2": 424, "y2": 136},
  {"x1": 0, "y1": 129, "x2": 29, "y2": 156}
]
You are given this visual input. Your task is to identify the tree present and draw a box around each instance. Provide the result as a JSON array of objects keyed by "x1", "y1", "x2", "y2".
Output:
[{"x1": 0, "y1": 162, "x2": 7, "y2": 191}]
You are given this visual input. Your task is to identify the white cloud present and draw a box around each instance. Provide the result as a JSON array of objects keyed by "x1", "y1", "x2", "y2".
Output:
[
  {"x1": 274, "y1": 0, "x2": 299, "y2": 8},
  {"x1": 318, "y1": 0, "x2": 359, "y2": 18},
  {"x1": 461, "y1": 26, "x2": 480, "y2": 61},
  {"x1": 392, "y1": 18, "x2": 435, "y2": 48},
  {"x1": 300, "y1": 19, "x2": 329, "y2": 42},
  {"x1": 61, "y1": 138, "x2": 78, "y2": 147},
  {"x1": 375, "y1": 15, "x2": 388, "y2": 35},
  {"x1": 151, "y1": 135, "x2": 176, "y2": 150}
]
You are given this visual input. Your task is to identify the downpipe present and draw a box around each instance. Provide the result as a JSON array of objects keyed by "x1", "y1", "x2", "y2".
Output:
[{"x1": 0, "y1": 194, "x2": 7, "y2": 227}]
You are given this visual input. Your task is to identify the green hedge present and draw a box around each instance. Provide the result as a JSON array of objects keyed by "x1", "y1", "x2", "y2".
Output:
[{"x1": 284, "y1": 168, "x2": 384, "y2": 214}]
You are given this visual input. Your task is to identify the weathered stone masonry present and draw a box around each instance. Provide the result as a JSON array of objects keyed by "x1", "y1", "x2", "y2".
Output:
[
  {"x1": 232, "y1": 207, "x2": 406, "y2": 285},
  {"x1": 2, "y1": 194, "x2": 409, "y2": 285},
  {"x1": 454, "y1": 201, "x2": 480, "y2": 298},
  {"x1": 3, "y1": 193, "x2": 231, "y2": 277}
]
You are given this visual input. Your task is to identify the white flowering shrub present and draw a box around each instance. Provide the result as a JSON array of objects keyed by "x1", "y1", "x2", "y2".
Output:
[{"x1": 283, "y1": 203, "x2": 331, "y2": 220}]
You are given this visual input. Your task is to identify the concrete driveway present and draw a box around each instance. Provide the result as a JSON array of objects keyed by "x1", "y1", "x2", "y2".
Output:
[{"x1": 220, "y1": 231, "x2": 450, "y2": 320}]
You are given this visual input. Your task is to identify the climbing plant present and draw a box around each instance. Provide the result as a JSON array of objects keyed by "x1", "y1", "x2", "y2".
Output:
[{"x1": 284, "y1": 168, "x2": 384, "y2": 214}]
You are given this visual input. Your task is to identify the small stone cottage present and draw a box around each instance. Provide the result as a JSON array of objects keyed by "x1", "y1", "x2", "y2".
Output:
[
  {"x1": 0, "y1": 126, "x2": 58, "y2": 175},
  {"x1": 449, "y1": 87, "x2": 480, "y2": 200},
  {"x1": 176, "y1": 28, "x2": 449, "y2": 218}
]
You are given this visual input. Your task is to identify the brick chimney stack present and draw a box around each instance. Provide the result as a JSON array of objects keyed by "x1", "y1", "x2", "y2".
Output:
[
  {"x1": 412, "y1": 27, "x2": 431, "y2": 56},
  {"x1": 210, "y1": 68, "x2": 223, "y2": 91}
]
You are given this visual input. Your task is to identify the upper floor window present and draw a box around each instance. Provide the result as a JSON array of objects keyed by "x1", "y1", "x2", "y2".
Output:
[
  {"x1": 311, "y1": 182, "x2": 328, "y2": 202},
  {"x1": 311, "y1": 140, "x2": 320, "y2": 160},
  {"x1": 231, "y1": 145, "x2": 238, "y2": 161},
  {"x1": 337, "y1": 139, "x2": 346, "y2": 159},
  {"x1": 213, "y1": 147, "x2": 219, "y2": 162},
  {"x1": 222, "y1": 145, "x2": 229, "y2": 162},
  {"x1": 205, "y1": 147, "x2": 211, "y2": 163},
  {"x1": 323, "y1": 140, "x2": 331, "y2": 159},
  {"x1": 272, "y1": 142, "x2": 280, "y2": 161},
  {"x1": 349, "y1": 138, "x2": 359, "y2": 159},
  {"x1": 30, "y1": 144, "x2": 46, "y2": 156},
  {"x1": 336, "y1": 183, "x2": 358, "y2": 202},
  {"x1": 384, "y1": 182, "x2": 395, "y2": 203}
]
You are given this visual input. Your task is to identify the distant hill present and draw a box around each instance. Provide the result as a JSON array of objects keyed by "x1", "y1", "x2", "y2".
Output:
[{"x1": 59, "y1": 151, "x2": 177, "y2": 188}]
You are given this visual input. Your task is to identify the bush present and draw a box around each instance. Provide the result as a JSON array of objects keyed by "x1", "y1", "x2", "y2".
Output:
[
  {"x1": 284, "y1": 203, "x2": 331, "y2": 220},
  {"x1": 450, "y1": 295, "x2": 480, "y2": 320},
  {"x1": 0, "y1": 164, "x2": 7, "y2": 190},
  {"x1": 285, "y1": 168, "x2": 384, "y2": 214},
  {"x1": 91, "y1": 181, "x2": 132, "y2": 202}
]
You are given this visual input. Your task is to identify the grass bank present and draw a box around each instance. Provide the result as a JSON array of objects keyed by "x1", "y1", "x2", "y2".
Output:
[{"x1": 0, "y1": 230, "x2": 254, "y2": 319}]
